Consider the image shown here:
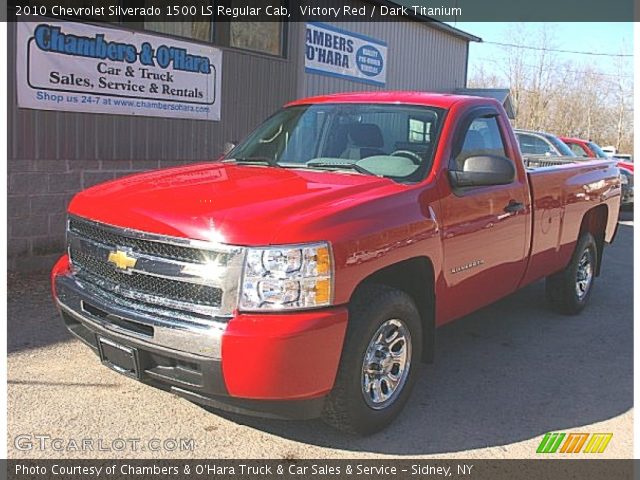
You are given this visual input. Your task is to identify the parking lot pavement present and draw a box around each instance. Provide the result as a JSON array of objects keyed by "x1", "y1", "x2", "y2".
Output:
[{"x1": 7, "y1": 215, "x2": 633, "y2": 459}]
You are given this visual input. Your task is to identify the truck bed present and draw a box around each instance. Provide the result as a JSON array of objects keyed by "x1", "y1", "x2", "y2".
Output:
[{"x1": 521, "y1": 158, "x2": 620, "y2": 285}]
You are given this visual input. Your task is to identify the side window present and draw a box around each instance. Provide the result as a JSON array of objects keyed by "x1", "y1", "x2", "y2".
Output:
[
  {"x1": 517, "y1": 134, "x2": 553, "y2": 155},
  {"x1": 568, "y1": 143, "x2": 587, "y2": 156},
  {"x1": 454, "y1": 115, "x2": 507, "y2": 170}
]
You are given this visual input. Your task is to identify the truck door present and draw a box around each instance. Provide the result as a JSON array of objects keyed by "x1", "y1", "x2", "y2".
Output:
[{"x1": 438, "y1": 108, "x2": 530, "y2": 323}]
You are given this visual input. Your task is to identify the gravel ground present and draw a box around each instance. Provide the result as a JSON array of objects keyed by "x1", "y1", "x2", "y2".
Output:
[{"x1": 7, "y1": 212, "x2": 633, "y2": 459}]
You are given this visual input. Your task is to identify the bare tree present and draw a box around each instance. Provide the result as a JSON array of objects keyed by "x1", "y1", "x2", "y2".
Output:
[{"x1": 468, "y1": 25, "x2": 634, "y2": 154}]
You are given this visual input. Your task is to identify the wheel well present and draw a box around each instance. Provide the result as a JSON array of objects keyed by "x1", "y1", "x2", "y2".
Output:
[
  {"x1": 579, "y1": 204, "x2": 608, "y2": 275},
  {"x1": 353, "y1": 257, "x2": 435, "y2": 363}
]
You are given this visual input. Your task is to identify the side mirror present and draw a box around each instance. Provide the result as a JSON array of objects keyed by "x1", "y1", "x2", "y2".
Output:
[
  {"x1": 449, "y1": 155, "x2": 515, "y2": 188},
  {"x1": 223, "y1": 141, "x2": 237, "y2": 155}
]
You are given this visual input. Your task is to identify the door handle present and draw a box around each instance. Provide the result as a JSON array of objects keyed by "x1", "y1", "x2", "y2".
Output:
[{"x1": 504, "y1": 200, "x2": 524, "y2": 213}]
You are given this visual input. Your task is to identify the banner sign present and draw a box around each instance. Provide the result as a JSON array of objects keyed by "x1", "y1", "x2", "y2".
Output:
[
  {"x1": 305, "y1": 22, "x2": 387, "y2": 86},
  {"x1": 16, "y1": 21, "x2": 222, "y2": 121}
]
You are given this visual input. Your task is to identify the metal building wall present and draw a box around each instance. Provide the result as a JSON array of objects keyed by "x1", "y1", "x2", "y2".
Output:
[
  {"x1": 301, "y1": 18, "x2": 469, "y2": 96},
  {"x1": 7, "y1": 21, "x2": 304, "y2": 271},
  {"x1": 8, "y1": 15, "x2": 469, "y2": 272}
]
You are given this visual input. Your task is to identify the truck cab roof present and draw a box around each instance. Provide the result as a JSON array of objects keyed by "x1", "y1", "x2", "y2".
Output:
[{"x1": 286, "y1": 91, "x2": 499, "y2": 109}]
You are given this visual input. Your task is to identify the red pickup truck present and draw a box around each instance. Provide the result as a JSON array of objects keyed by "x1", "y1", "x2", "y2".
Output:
[
  {"x1": 51, "y1": 92, "x2": 621, "y2": 435},
  {"x1": 560, "y1": 136, "x2": 633, "y2": 206}
]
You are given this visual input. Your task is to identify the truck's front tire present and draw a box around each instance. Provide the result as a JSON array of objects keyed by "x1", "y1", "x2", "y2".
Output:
[
  {"x1": 545, "y1": 232, "x2": 598, "y2": 315},
  {"x1": 322, "y1": 284, "x2": 423, "y2": 435}
]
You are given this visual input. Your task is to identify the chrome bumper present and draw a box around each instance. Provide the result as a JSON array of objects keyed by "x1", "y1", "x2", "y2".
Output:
[{"x1": 55, "y1": 273, "x2": 224, "y2": 358}]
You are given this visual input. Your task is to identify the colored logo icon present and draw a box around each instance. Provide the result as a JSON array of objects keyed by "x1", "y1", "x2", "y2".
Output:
[
  {"x1": 356, "y1": 45, "x2": 384, "y2": 77},
  {"x1": 536, "y1": 432, "x2": 613, "y2": 454}
]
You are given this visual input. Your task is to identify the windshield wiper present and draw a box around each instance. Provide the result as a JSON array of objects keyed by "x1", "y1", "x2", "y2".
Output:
[
  {"x1": 305, "y1": 160, "x2": 378, "y2": 176},
  {"x1": 224, "y1": 157, "x2": 281, "y2": 168}
]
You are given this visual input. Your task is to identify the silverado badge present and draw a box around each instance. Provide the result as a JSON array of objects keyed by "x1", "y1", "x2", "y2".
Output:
[{"x1": 107, "y1": 249, "x2": 137, "y2": 272}]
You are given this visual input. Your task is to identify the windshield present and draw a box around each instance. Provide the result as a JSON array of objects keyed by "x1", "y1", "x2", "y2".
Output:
[
  {"x1": 225, "y1": 103, "x2": 445, "y2": 182},
  {"x1": 587, "y1": 142, "x2": 609, "y2": 159},
  {"x1": 543, "y1": 134, "x2": 576, "y2": 157}
]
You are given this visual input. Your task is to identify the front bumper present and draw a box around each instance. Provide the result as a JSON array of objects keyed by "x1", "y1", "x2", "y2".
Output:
[{"x1": 51, "y1": 255, "x2": 348, "y2": 419}]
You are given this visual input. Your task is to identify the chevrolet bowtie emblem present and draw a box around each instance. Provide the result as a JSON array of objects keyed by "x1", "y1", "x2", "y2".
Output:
[{"x1": 107, "y1": 249, "x2": 137, "y2": 272}]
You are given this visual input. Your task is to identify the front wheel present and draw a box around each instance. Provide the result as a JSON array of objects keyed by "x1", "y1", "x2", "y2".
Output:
[
  {"x1": 546, "y1": 232, "x2": 598, "y2": 315},
  {"x1": 322, "y1": 284, "x2": 423, "y2": 435}
]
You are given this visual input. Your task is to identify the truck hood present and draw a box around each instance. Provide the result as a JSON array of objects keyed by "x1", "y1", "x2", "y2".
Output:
[{"x1": 68, "y1": 162, "x2": 397, "y2": 245}]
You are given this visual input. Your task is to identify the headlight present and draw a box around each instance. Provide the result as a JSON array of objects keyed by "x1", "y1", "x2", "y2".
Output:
[{"x1": 239, "y1": 242, "x2": 333, "y2": 311}]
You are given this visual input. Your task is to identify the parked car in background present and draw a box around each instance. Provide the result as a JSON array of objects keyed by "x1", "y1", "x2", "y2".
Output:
[
  {"x1": 616, "y1": 159, "x2": 634, "y2": 174},
  {"x1": 599, "y1": 147, "x2": 632, "y2": 162},
  {"x1": 560, "y1": 137, "x2": 609, "y2": 159},
  {"x1": 560, "y1": 136, "x2": 633, "y2": 207},
  {"x1": 616, "y1": 160, "x2": 634, "y2": 207},
  {"x1": 614, "y1": 153, "x2": 633, "y2": 164},
  {"x1": 618, "y1": 168, "x2": 634, "y2": 207},
  {"x1": 515, "y1": 129, "x2": 577, "y2": 158}
]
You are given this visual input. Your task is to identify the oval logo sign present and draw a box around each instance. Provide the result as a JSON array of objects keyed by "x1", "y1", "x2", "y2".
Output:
[{"x1": 356, "y1": 45, "x2": 384, "y2": 77}]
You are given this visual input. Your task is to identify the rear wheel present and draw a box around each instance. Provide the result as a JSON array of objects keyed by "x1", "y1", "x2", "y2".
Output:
[
  {"x1": 322, "y1": 284, "x2": 423, "y2": 435},
  {"x1": 546, "y1": 233, "x2": 598, "y2": 315}
]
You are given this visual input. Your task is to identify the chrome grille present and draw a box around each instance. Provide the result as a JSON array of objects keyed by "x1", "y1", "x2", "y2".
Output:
[
  {"x1": 71, "y1": 250, "x2": 222, "y2": 307},
  {"x1": 66, "y1": 216, "x2": 245, "y2": 322},
  {"x1": 68, "y1": 217, "x2": 224, "y2": 264}
]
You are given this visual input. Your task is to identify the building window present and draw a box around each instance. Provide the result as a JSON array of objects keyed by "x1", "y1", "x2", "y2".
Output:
[
  {"x1": 223, "y1": 0, "x2": 284, "y2": 56},
  {"x1": 409, "y1": 118, "x2": 429, "y2": 143},
  {"x1": 144, "y1": 21, "x2": 212, "y2": 43},
  {"x1": 104, "y1": 1, "x2": 284, "y2": 56},
  {"x1": 111, "y1": 0, "x2": 212, "y2": 42},
  {"x1": 229, "y1": 22, "x2": 283, "y2": 56}
]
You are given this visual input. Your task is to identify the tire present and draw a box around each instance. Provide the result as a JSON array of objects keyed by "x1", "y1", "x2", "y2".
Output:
[
  {"x1": 545, "y1": 232, "x2": 598, "y2": 315},
  {"x1": 322, "y1": 284, "x2": 423, "y2": 435}
]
